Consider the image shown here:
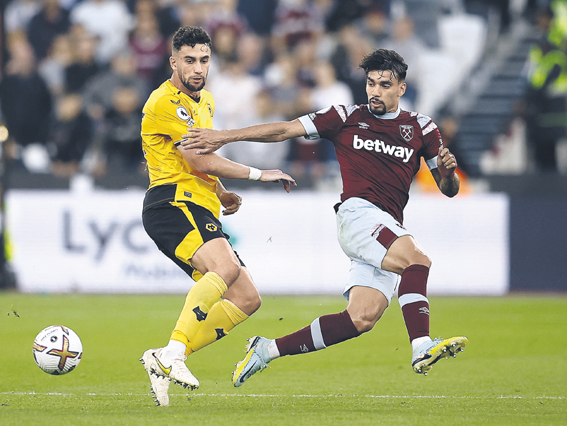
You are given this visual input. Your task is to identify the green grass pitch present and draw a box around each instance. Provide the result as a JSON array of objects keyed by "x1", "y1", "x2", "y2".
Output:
[{"x1": 1, "y1": 293, "x2": 566, "y2": 425}]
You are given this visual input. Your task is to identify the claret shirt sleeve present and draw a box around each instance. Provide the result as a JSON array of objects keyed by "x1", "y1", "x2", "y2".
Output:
[
  {"x1": 298, "y1": 105, "x2": 348, "y2": 141},
  {"x1": 418, "y1": 114, "x2": 443, "y2": 170}
]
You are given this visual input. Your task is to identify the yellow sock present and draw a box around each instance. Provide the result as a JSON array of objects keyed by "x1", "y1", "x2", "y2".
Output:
[
  {"x1": 186, "y1": 299, "x2": 249, "y2": 355},
  {"x1": 170, "y1": 272, "x2": 228, "y2": 347}
]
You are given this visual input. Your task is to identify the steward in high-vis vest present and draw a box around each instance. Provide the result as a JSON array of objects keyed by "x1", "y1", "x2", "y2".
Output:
[{"x1": 525, "y1": 0, "x2": 567, "y2": 171}]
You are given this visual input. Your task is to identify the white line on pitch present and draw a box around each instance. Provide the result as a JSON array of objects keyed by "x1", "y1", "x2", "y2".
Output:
[{"x1": 0, "y1": 392, "x2": 564, "y2": 400}]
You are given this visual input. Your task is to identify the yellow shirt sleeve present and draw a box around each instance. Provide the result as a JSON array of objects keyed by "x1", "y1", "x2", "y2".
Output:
[{"x1": 151, "y1": 96, "x2": 196, "y2": 143}]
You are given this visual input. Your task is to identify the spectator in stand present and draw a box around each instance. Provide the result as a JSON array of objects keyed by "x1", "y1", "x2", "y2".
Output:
[
  {"x1": 5, "y1": 0, "x2": 41, "y2": 36},
  {"x1": 207, "y1": 58, "x2": 262, "y2": 133},
  {"x1": 210, "y1": 24, "x2": 240, "y2": 65},
  {"x1": 288, "y1": 60, "x2": 354, "y2": 185},
  {"x1": 330, "y1": 24, "x2": 373, "y2": 104},
  {"x1": 49, "y1": 93, "x2": 93, "y2": 177},
  {"x1": 26, "y1": 0, "x2": 71, "y2": 61},
  {"x1": 272, "y1": 0, "x2": 325, "y2": 54},
  {"x1": 0, "y1": 35, "x2": 52, "y2": 158},
  {"x1": 358, "y1": 3, "x2": 390, "y2": 46},
  {"x1": 64, "y1": 29, "x2": 100, "y2": 93},
  {"x1": 82, "y1": 49, "x2": 147, "y2": 122},
  {"x1": 153, "y1": 0, "x2": 181, "y2": 39},
  {"x1": 237, "y1": 0, "x2": 278, "y2": 37},
  {"x1": 236, "y1": 32, "x2": 269, "y2": 77},
  {"x1": 382, "y1": 16, "x2": 427, "y2": 110},
  {"x1": 324, "y1": 0, "x2": 376, "y2": 32},
  {"x1": 202, "y1": 0, "x2": 248, "y2": 66},
  {"x1": 70, "y1": 0, "x2": 134, "y2": 64},
  {"x1": 204, "y1": 0, "x2": 248, "y2": 41},
  {"x1": 177, "y1": 1, "x2": 209, "y2": 28},
  {"x1": 39, "y1": 34, "x2": 73, "y2": 96},
  {"x1": 310, "y1": 60, "x2": 353, "y2": 110},
  {"x1": 399, "y1": 0, "x2": 442, "y2": 49},
  {"x1": 294, "y1": 38, "x2": 319, "y2": 88},
  {"x1": 129, "y1": 11, "x2": 168, "y2": 85},
  {"x1": 101, "y1": 86, "x2": 145, "y2": 173},
  {"x1": 218, "y1": 89, "x2": 290, "y2": 170},
  {"x1": 264, "y1": 53, "x2": 302, "y2": 119}
]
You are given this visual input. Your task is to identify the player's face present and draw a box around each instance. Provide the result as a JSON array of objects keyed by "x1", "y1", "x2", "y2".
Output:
[
  {"x1": 170, "y1": 44, "x2": 211, "y2": 94},
  {"x1": 366, "y1": 70, "x2": 406, "y2": 115}
]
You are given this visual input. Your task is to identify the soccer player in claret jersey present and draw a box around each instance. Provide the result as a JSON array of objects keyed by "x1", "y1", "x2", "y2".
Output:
[
  {"x1": 181, "y1": 49, "x2": 468, "y2": 386},
  {"x1": 138, "y1": 26, "x2": 295, "y2": 406}
]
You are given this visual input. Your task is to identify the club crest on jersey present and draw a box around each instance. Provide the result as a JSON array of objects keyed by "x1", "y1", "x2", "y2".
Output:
[
  {"x1": 399, "y1": 125, "x2": 414, "y2": 142},
  {"x1": 207, "y1": 103, "x2": 213, "y2": 117}
]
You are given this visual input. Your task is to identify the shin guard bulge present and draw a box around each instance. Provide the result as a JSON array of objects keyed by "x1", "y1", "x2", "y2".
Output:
[
  {"x1": 171, "y1": 272, "x2": 228, "y2": 346},
  {"x1": 187, "y1": 299, "x2": 248, "y2": 354},
  {"x1": 398, "y1": 264, "x2": 430, "y2": 342},
  {"x1": 275, "y1": 310, "x2": 360, "y2": 356}
]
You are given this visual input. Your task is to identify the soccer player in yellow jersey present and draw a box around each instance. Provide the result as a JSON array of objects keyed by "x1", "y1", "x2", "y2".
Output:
[{"x1": 139, "y1": 26, "x2": 295, "y2": 407}]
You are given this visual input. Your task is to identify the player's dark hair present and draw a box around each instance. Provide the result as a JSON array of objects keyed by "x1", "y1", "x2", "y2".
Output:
[
  {"x1": 359, "y1": 49, "x2": 408, "y2": 81},
  {"x1": 172, "y1": 26, "x2": 212, "y2": 52}
]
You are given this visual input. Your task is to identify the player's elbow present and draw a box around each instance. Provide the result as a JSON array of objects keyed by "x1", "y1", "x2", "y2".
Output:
[
  {"x1": 271, "y1": 121, "x2": 299, "y2": 142},
  {"x1": 442, "y1": 181, "x2": 460, "y2": 198},
  {"x1": 439, "y1": 175, "x2": 460, "y2": 198},
  {"x1": 193, "y1": 157, "x2": 218, "y2": 175}
]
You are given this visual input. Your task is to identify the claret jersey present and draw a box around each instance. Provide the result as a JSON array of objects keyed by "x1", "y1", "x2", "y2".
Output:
[
  {"x1": 298, "y1": 104, "x2": 443, "y2": 224},
  {"x1": 141, "y1": 80, "x2": 220, "y2": 216}
]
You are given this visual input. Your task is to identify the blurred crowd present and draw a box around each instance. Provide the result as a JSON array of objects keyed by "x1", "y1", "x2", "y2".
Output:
[{"x1": 0, "y1": 0, "x2": 528, "y2": 188}]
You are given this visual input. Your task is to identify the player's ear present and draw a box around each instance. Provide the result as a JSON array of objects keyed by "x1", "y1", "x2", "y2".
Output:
[
  {"x1": 169, "y1": 56, "x2": 176, "y2": 71},
  {"x1": 398, "y1": 81, "x2": 407, "y2": 98}
]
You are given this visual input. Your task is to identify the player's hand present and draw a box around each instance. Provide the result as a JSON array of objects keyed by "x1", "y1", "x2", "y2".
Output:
[
  {"x1": 259, "y1": 170, "x2": 297, "y2": 193},
  {"x1": 437, "y1": 146, "x2": 457, "y2": 179},
  {"x1": 218, "y1": 190, "x2": 242, "y2": 216},
  {"x1": 180, "y1": 128, "x2": 225, "y2": 155}
]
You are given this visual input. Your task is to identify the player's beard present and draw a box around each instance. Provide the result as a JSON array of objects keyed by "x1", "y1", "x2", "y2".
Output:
[
  {"x1": 369, "y1": 98, "x2": 386, "y2": 115},
  {"x1": 179, "y1": 71, "x2": 207, "y2": 93}
]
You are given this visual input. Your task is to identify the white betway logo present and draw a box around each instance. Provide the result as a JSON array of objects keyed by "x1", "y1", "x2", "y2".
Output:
[{"x1": 353, "y1": 135, "x2": 414, "y2": 163}]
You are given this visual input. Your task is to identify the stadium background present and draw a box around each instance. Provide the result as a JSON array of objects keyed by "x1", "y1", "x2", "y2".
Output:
[{"x1": 0, "y1": 0, "x2": 565, "y2": 294}]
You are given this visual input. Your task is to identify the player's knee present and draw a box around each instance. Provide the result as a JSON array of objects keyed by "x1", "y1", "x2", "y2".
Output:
[
  {"x1": 247, "y1": 291, "x2": 261, "y2": 314},
  {"x1": 230, "y1": 286, "x2": 261, "y2": 315},
  {"x1": 411, "y1": 252, "x2": 431, "y2": 269},
  {"x1": 243, "y1": 284, "x2": 262, "y2": 313},
  {"x1": 218, "y1": 261, "x2": 242, "y2": 286},
  {"x1": 351, "y1": 316, "x2": 377, "y2": 333},
  {"x1": 350, "y1": 309, "x2": 383, "y2": 333},
  {"x1": 400, "y1": 251, "x2": 431, "y2": 272}
]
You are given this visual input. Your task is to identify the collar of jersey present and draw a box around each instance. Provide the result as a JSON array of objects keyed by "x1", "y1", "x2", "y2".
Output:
[{"x1": 370, "y1": 106, "x2": 401, "y2": 120}]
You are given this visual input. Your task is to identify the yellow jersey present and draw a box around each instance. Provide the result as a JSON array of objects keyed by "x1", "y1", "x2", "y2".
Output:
[{"x1": 141, "y1": 80, "x2": 221, "y2": 216}]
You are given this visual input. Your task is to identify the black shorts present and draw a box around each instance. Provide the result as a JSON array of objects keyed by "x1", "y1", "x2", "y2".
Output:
[{"x1": 142, "y1": 184, "x2": 244, "y2": 281}]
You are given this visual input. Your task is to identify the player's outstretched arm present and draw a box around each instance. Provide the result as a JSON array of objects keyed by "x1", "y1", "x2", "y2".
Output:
[
  {"x1": 431, "y1": 147, "x2": 460, "y2": 197},
  {"x1": 179, "y1": 119, "x2": 307, "y2": 155},
  {"x1": 178, "y1": 146, "x2": 296, "y2": 192}
]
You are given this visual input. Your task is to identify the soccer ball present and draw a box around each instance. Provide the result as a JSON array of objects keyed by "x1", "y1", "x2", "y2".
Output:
[{"x1": 33, "y1": 325, "x2": 83, "y2": 375}]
